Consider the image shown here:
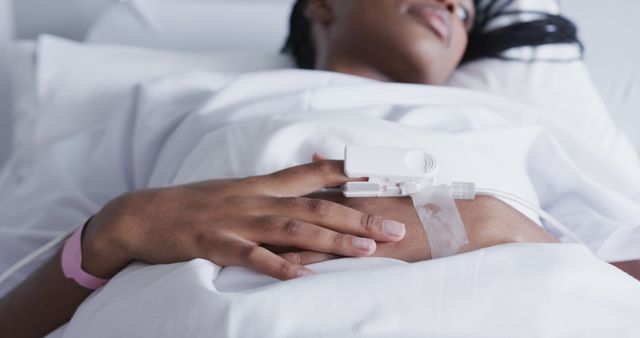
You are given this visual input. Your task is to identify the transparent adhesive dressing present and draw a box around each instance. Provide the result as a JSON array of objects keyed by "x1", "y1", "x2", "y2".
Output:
[{"x1": 412, "y1": 184, "x2": 469, "y2": 259}]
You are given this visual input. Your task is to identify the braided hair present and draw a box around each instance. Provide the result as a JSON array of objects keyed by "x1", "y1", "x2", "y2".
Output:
[
  {"x1": 464, "y1": 0, "x2": 583, "y2": 62},
  {"x1": 282, "y1": 0, "x2": 583, "y2": 69},
  {"x1": 283, "y1": 0, "x2": 316, "y2": 69}
]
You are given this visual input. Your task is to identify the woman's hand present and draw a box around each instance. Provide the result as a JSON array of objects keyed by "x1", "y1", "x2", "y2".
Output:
[{"x1": 81, "y1": 160, "x2": 407, "y2": 281}]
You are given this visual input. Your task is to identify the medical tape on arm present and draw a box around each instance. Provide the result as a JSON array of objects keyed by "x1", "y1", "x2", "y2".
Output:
[{"x1": 411, "y1": 184, "x2": 469, "y2": 259}]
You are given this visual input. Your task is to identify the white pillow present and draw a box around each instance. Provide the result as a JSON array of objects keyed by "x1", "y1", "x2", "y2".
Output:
[
  {"x1": 446, "y1": 45, "x2": 636, "y2": 162},
  {"x1": 447, "y1": 0, "x2": 638, "y2": 158},
  {"x1": 13, "y1": 35, "x2": 294, "y2": 179},
  {"x1": 87, "y1": 0, "x2": 296, "y2": 52}
]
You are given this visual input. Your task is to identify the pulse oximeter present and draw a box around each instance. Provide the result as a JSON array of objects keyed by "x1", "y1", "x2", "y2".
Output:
[{"x1": 343, "y1": 145, "x2": 438, "y2": 197}]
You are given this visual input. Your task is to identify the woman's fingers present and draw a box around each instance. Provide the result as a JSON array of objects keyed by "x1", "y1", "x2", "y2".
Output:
[
  {"x1": 258, "y1": 160, "x2": 363, "y2": 197},
  {"x1": 237, "y1": 244, "x2": 315, "y2": 280},
  {"x1": 262, "y1": 197, "x2": 406, "y2": 242},
  {"x1": 245, "y1": 216, "x2": 377, "y2": 257},
  {"x1": 280, "y1": 251, "x2": 340, "y2": 266},
  {"x1": 239, "y1": 160, "x2": 406, "y2": 243}
]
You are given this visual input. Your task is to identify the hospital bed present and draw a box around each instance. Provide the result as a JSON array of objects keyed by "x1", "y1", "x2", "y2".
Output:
[{"x1": 0, "y1": 0, "x2": 639, "y2": 337}]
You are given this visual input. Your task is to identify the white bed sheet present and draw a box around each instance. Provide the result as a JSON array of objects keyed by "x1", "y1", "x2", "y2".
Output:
[
  {"x1": 1, "y1": 69, "x2": 639, "y2": 336},
  {"x1": 63, "y1": 69, "x2": 640, "y2": 337},
  {"x1": 45, "y1": 243, "x2": 640, "y2": 338},
  {"x1": 66, "y1": 247, "x2": 640, "y2": 337}
]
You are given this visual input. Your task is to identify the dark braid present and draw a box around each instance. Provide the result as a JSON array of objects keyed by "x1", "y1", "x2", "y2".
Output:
[
  {"x1": 463, "y1": 0, "x2": 584, "y2": 62},
  {"x1": 282, "y1": 0, "x2": 316, "y2": 69},
  {"x1": 282, "y1": 0, "x2": 583, "y2": 68}
]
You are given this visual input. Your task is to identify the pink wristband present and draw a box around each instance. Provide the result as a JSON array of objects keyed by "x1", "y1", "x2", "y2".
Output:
[{"x1": 61, "y1": 223, "x2": 108, "y2": 290}]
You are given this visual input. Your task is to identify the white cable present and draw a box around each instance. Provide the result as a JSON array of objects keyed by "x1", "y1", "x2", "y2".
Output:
[
  {"x1": 0, "y1": 227, "x2": 76, "y2": 286},
  {"x1": 449, "y1": 182, "x2": 584, "y2": 244}
]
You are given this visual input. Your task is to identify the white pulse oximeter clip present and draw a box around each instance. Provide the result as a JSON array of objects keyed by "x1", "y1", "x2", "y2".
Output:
[{"x1": 343, "y1": 145, "x2": 438, "y2": 197}]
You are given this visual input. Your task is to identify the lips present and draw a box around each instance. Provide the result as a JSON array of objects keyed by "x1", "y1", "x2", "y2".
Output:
[{"x1": 407, "y1": 4, "x2": 451, "y2": 41}]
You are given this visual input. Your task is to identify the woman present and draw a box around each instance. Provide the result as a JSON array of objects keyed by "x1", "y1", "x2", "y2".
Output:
[{"x1": 1, "y1": 0, "x2": 635, "y2": 337}]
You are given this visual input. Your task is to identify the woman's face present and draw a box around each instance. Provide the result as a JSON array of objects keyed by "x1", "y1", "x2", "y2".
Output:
[{"x1": 308, "y1": 0, "x2": 475, "y2": 84}]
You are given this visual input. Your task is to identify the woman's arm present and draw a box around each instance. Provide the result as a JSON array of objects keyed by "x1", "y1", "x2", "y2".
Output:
[
  {"x1": 305, "y1": 192, "x2": 640, "y2": 283},
  {"x1": 0, "y1": 160, "x2": 406, "y2": 338},
  {"x1": 0, "y1": 251, "x2": 91, "y2": 338},
  {"x1": 304, "y1": 192, "x2": 558, "y2": 263},
  {"x1": 612, "y1": 261, "x2": 640, "y2": 281}
]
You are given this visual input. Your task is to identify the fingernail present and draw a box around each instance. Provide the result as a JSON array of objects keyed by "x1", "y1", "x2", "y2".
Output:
[
  {"x1": 312, "y1": 153, "x2": 325, "y2": 161},
  {"x1": 383, "y1": 220, "x2": 406, "y2": 238},
  {"x1": 297, "y1": 268, "x2": 316, "y2": 278},
  {"x1": 352, "y1": 237, "x2": 376, "y2": 252}
]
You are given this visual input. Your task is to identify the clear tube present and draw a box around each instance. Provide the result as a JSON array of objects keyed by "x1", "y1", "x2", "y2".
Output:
[
  {"x1": 475, "y1": 187, "x2": 584, "y2": 244},
  {"x1": 448, "y1": 182, "x2": 583, "y2": 244}
]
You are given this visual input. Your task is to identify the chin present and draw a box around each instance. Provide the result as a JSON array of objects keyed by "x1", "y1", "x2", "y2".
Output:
[
  {"x1": 398, "y1": 47, "x2": 457, "y2": 85},
  {"x1": 419, "y1": 70, "x2": 451, "y2": 85},
  {"x1": 400, "y1": 61, "x2": 453, "y2": 85}
]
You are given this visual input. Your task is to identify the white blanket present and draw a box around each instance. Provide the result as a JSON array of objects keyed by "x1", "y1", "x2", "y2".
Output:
[
  {"x1": 0, "y1": 70, "x2": 639, "y2": 337},
  {"x1": 66, "y1": 245, "x2": 640, "y2": 338}
]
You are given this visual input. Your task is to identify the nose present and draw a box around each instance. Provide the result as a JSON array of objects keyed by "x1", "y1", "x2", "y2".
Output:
[{"x1": 435, "y1": 0, "x2": 458, "y2": 14}]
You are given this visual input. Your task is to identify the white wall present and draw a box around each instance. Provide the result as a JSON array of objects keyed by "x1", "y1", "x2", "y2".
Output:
[
  {"x1": 561, "y1": 0, "x2": 640, "y2": 151},
  {"x1": 0, "y1": 0, "x2": 14, "y2": 168},
  {"x1": 561, "y1": 0, "x2": 640, "y2": 98}
]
